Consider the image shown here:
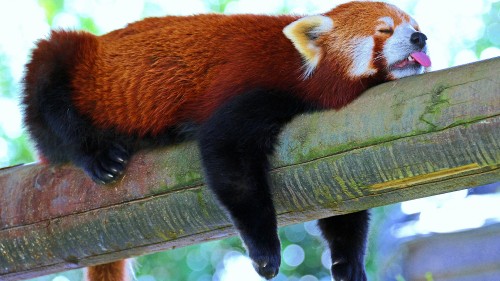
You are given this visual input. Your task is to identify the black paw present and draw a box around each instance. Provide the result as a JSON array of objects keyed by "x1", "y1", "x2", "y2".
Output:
[
  {"x1": 331, "y1": 259, "x2": 367, "y2": 281},
  {"x1": 248, "y1": 245, "x2": 281, "y2": 279},
  {"x1": 87, "y1": 143, "x2": 130, "y2": 184}
]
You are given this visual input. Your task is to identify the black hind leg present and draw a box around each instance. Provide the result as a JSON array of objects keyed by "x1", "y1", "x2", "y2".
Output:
[
  {"x1": 198, "y1": 89, "x2": 310, "y2": 279},
  {"x1": 37, "y1": 86, "x2": 133, "y2": 184},
  {"x1": 318, "y1": 211, "x2": 370, "y2": 281},
  {"x1": 23, "y1": 38, "x2": 133, "y2": 184}
]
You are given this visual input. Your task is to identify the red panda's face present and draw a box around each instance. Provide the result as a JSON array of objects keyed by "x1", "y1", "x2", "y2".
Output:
[
  {"x1": 376, "y1": 16, "x2": 430, "y2": 80},
  {"x1": 284, "y1": 1, "x2": 431, "y2": 81}
]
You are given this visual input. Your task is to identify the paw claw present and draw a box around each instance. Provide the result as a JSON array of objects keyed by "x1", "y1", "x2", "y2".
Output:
[
  {"x1": 115, "y1": 156, "x2": 125, "y2": 163},
  {"x1": 249, "y1": 245, "x2": 281, "y2": 280},
  {"x1": 252, "y1": 260, "x2": 279, "y2": 280},
  {"x1": 85, "y1": 142, "x2": 131, "y2": 184},
  {"x1": 331, "y1": 259, "x2": 367, "y2": 281}
]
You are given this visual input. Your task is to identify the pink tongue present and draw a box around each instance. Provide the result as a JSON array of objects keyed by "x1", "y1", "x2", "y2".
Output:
[{"x1": 410, "y1": 52, "x2": 431, "y2": 67}]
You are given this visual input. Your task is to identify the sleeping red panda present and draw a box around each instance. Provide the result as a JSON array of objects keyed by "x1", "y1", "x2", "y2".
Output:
[{"x1": 22, "y1": 1, "x2": 430, "y2": 281}]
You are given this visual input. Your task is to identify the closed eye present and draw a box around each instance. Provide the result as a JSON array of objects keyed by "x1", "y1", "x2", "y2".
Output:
[{"x1": 378, "y1": 29, "x2": 393, "y2": 34}]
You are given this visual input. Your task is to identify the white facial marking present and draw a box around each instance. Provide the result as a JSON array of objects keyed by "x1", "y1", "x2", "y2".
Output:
[
  {"x1": 383, "y1": 20, "x2": 427, "y2": 79},
  {"x1": 349, "y1": 36, "x2": 376, "y2": 77},
  {"x1": 383, "y1": 23, "x2": 416, "y2": 65},
  {"x1": 378, "y1": 16, "x2": 394, "y2": 29},
  {"x1": 384, "y1": 22, "x2": 417, "y2": 65},
  {"x1": 409, "y1": 17, "x2": 418, "y2": 29},
  {"x1": 390, "y1": 66, "x2": 423, "y2": 79}
]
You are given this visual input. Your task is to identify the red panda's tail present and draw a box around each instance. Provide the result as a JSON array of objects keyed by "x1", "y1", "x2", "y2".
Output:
[{"x1": 86, "y1": 260, "x2": 131, "y2": 281}]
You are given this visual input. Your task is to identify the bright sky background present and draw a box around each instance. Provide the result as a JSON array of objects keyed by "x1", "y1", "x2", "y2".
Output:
[{"x1": 0, "y1": 1, "x2": 498, "y2": 280}]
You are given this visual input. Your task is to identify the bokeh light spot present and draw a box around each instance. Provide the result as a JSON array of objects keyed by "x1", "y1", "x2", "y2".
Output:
[{"x1": 283, "y1": 244, "x2": 305, "y2": 267}]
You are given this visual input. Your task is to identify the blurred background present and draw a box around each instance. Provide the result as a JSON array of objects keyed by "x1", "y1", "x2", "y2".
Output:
[{"x1": 0, "y1": 0, "x2": 499, "y2": 281}]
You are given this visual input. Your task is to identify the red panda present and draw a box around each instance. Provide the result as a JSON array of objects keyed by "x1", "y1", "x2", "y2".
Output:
[{"x1": 22, "y1": 1, "x2": 430, "y2": 281}]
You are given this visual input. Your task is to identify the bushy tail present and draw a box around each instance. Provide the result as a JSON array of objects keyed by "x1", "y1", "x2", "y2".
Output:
[
  {"x1": 86, "y1": 260, "x2": 132, "y2": 281},
  {"x1": 22, "y1": 30, "x2": 99, "y2": 163}
]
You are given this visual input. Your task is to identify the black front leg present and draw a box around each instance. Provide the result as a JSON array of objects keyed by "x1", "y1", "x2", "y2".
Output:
[
  {"x1": 318, "y1": 210, "x2": 370, "y2": 281},
  {"x1": 198, "y1": 89, "x2": 311, "y2": 279}
]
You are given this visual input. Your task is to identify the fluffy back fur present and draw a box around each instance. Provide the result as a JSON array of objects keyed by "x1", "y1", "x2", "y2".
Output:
[{"x1": 25, "y1": 2, "x2": 418, "y2": 138}]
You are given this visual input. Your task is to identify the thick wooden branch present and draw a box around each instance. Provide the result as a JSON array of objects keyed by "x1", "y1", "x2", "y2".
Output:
[{"x1": 1, "y1": 57, "x2": 499, "y2": 280}]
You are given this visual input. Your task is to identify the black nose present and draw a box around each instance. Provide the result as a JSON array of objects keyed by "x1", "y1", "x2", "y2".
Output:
[{"x1": 410, "y1": 32, "x2": 427, "y2": 49}]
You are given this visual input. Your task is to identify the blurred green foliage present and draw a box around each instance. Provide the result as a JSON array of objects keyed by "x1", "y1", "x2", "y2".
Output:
[
  {"x1": 38, "y1": 0, "x2": 64, "y2": 26},
  {"x1": 474, "y1": 1, "x2": 500, "y2": 56},
  {"x1": 0, "y1": 53, "x2": 35, "y2": 166},
  {"x1": 0, "y1": 54, "x2": 12, "y2": 96},
  {"x1": 206, "y1": 0, "x2": 234, "y2": 13},
  {"x1": 136, "y1": 223, "x2": 332, "y2": 281}
]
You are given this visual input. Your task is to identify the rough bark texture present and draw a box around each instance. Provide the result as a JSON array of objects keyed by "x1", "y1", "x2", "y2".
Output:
[{"x1": 0, "y1": 57, "x2": 499, "y2": 280}]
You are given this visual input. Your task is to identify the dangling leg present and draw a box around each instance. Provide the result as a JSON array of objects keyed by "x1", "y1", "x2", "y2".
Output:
[
  {"x1": 198, "y1": 89, "x2": 310, "y2": 279},
  {"x1": 318, "y1": 210, "x2": 370, "y2": 281}
]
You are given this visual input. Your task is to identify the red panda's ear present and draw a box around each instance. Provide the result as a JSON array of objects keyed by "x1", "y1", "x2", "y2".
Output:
[{"x1": 283, "y1": 15, "x2": 334, "y2": 78}]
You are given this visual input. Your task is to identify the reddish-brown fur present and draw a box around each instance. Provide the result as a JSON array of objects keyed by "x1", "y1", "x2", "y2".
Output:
[
  {"x1": 325, "y1": 2, "x2": 411, "y2": 37},
  {"x1": 69, "y1": 14, "x2": 308, "y2": 136},
  {"x1": 34, "y1": 4, "x2": 404, "y2": 137},
  {"x1": 86, "y1": 261, "x2": 129, "y2": 281}
]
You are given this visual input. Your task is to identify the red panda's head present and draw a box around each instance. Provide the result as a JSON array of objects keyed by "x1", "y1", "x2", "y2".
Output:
[{"x1": 284, "y1": 1, "x2": 430, "y2": 81}]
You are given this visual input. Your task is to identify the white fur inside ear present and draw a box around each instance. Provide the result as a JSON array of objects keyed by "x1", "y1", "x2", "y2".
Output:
[{"x1": 283, "y1": 15, "x2": 334, "y2": 78}]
